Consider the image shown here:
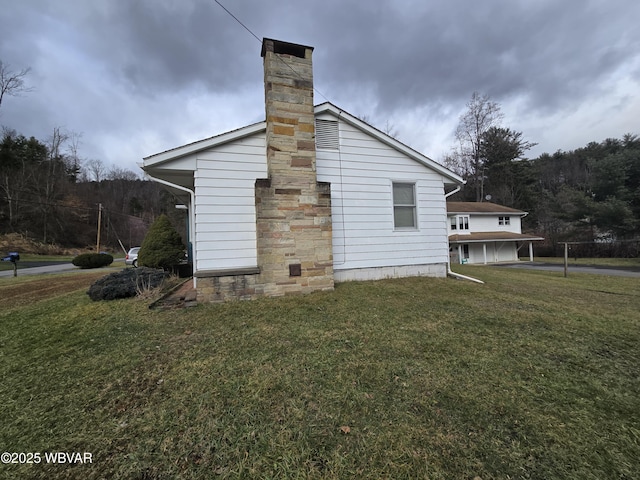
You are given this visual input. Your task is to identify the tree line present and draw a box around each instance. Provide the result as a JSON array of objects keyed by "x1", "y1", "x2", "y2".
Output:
[
  {"x1": 446, "y1": 93, "x2": 640, "y2": 254},
  {"x1": 0, "y1": 127, "x2": 179, "y2": 251}
]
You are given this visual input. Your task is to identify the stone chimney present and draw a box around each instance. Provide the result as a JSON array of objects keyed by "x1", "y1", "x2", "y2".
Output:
[{"x1": 255, "y1": 38, "x2": 334, "y2": 296}]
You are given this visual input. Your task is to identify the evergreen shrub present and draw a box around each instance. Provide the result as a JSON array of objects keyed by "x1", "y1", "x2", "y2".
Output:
[
  {"x1": 72, "y1": 252, "x2": 113, "y2": 269},
  {"x1": 138, "y1": 214, "x2": 185, "y2": 270},
  {"x1": 87, "y1": 267, "x2": 169, "y2": 301}
]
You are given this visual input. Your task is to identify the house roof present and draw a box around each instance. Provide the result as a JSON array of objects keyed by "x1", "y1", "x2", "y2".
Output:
[
  {"x1": 449, "y1": 231, "x2": 544, "y2": 243},
  {"x1": 142, "y1": 102, "x2": 464, "y2": 186},
  {"x1": 143, "y1": 121, "x2": 266, "y2": 166},
  {"x1": 446, "y1": 202, "x2": 526, "y2": 215}
]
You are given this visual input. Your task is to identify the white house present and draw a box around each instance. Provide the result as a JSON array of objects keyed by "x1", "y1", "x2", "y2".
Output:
[
  {"x1": 142, "y1": 39, "x2": 464, "y2": 302},
  {"x1": 447, "y1": 201, "x2": 543, "y2": 264}
]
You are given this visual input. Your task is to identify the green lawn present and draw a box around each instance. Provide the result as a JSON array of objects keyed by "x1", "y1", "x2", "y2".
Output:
[{"x1": 1, "y1": 266, "x2": 639, "y2": 479}]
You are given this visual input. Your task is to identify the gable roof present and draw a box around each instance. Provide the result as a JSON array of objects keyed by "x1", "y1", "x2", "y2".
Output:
[
  {"x1": 143, "y1": 102, "x2": 464, "y2": 186},
  {"x1": 447, "y1": 202, "x2": 526, "y2": 215},
  {"x1": 143, "y1": 121, "x2": 265, "y2": 167}
]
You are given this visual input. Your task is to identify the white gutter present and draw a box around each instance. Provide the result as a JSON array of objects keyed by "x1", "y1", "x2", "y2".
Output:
[
  {"x1": 143, "y1": 173, "x2": 197, "y2": 287},
  {"x1": 444, "y1": 185, "x2": 462, "y2": 198},
  {"x1": 447, "y1": 261, "x2": 485, "y2": 284}
]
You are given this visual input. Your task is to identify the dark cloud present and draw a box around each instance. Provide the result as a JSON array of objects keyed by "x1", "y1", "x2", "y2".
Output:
[{"x1": 1, "y1": 0, "x2": 639, "y2": 166}]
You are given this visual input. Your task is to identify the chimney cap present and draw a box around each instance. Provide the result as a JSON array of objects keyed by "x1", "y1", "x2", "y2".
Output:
[{"x1": 261, "y1": 38, "x2": 314, "y2": 58}]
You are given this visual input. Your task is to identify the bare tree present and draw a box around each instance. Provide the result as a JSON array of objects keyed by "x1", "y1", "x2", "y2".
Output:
[
  {"x1": 382, "y1": 119, "x2": 399, "y2": 140},
  {"x1": 454, "y1": 92, "x2": 504, "y2": 201},
  {"x1": 0, "y1": 61, "x2": 32, "y2": 111},
  {"x1": 40, "y1": 127, "x2": 71, "y2": 242},
  {"x1": 85, "y1": 158, "x2": 107, "y2": 182},
  {"x1": 356, "y1": 113, "x2": 400, "y2": 139},
  {"x1": 107, "y1": 165, "x2": 140, "y2": 181}
]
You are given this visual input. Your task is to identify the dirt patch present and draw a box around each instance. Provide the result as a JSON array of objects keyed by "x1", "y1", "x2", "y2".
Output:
[{"x1": 0, "y1": 271, "x2": 109, "y2": 310}]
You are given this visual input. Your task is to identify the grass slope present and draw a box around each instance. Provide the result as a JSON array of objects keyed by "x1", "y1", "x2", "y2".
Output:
[{"x1": 1, "y1": 266, "x2": 639, "y2": 479}]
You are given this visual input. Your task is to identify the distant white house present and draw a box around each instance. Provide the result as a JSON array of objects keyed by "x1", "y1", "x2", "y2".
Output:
[
  {"x1": 142, "y1": 39, "x2": 464, "y2": 302},
  {"x1": 447, "y1": 202, "x2": 543, "y2": 264}
]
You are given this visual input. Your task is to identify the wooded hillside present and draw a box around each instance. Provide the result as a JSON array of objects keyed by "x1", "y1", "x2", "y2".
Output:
[
  {"x1": 450, "y1": 133, "x2": 640, "y2": 255},
  {"x1": 0, "y1": 128, "x2": 184, "y2": 253}
]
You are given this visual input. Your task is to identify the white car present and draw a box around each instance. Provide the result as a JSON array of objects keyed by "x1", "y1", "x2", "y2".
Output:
[{"x1": 125, "y1": 247, "x2": 140, "y2": 267}]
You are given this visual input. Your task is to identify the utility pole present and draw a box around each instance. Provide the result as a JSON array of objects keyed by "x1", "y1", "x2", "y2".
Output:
[{"x1": 96, "y1": 203, "x2": 102, "y2": 252}]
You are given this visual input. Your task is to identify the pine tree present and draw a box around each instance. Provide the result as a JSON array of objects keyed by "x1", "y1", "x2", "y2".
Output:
[{"x1": 138, "y1": 214, "x2": 185, "y2": 270}]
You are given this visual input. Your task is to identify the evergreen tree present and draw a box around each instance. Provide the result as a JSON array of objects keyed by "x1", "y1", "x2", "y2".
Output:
[{"x1": 138, "y1": 214, "x2": 185, "y2": 270}]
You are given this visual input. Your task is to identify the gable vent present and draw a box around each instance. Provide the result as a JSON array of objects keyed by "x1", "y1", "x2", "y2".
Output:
[{"x1": 315, "y1": 119, "x2": 339, "y2": 150}]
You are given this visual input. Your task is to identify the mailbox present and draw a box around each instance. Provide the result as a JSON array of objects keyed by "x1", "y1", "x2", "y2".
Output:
[{"x1": 2, "y1": 252, "x2": 20, "y2": 262}]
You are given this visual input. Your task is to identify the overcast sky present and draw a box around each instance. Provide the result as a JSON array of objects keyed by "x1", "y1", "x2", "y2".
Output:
[{"x1": 1, "y1": 0, "x2": 639, "y2": 174}]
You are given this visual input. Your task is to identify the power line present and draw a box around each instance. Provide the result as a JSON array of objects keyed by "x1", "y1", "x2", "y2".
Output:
[
  {"x1": 213, "y1": 0, "x2": 261, "y2": 43},
  {"x1": 213, "y1": 0, "x2": 331, "y2": 103}
]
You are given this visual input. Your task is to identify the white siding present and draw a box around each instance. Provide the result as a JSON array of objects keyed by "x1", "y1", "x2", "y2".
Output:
[
  {"x1": 469, "y1": 214, "x2": 522, "y2": 233},
  {"x1": 447, "y1": 213, "x2": 523, "y2": 235},
  {"x1": 316, "y1": 121, "x2": 449, "y2": 275},
  {"x1": 194, "y1": 133, "x2": 267, "y2": 272}
]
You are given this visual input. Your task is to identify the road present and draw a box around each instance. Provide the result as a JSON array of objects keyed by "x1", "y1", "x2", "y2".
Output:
[{"x1": 0, "y1": 259, "x2": 125, "y2": 278}]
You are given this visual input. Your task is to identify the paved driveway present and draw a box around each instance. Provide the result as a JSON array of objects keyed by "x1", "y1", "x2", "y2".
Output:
[{"x1": 494, "y1": 262, "x2": 640, "y2": 278}]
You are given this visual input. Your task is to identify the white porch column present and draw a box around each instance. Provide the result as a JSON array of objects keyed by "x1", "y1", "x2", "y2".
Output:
[
  {"x1": 529, "y1": 241, "x2": 534, "y2": 261},
  {"x1": 483, "y1": 243, "x2": 487, "y2": 264},
  {"x1": 457, "y1": 245, "x2": 463, "y2": 264}
]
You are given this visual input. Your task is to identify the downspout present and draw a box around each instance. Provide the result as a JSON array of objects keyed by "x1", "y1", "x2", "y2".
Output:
[
  {"x1": 443, "y1": 184, "x2": 482, "y2": 282},
  {"x1": 447, "y1": 260, "x2": 485, "y2": 284},
  {"x1": 144, "y1": 173, "x2": 197, "y2": 287}
]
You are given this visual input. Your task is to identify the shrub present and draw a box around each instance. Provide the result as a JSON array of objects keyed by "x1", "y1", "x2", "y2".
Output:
[
  {"x1": 138, "y1": 214, "x2": 185, "y2": 270},
  {"x1": 87, "y1": 267, "x2": 169, "y2": 301},
  {"x1": 72, "y1": 253, "x2": 113, "y2": 269}
]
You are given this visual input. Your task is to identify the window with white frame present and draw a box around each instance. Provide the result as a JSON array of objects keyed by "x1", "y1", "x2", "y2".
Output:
[
  {"x1": 499, "y1": 216, "x2": 511, "y2": 226},
  {"x1": 393, "y1": 182, "x2": 416, "y2": 229},
  {"x1": 450, "y1": 215, "x2": 469, "y2": 231}
]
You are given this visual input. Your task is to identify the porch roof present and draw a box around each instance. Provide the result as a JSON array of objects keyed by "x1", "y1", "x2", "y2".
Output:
[{"x1": 449, "y1": 231, "x2": 544, "y2": 244}]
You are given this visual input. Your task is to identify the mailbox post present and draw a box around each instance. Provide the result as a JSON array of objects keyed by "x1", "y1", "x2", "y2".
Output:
[{"x1": 1, "y1": 252, "x2": 20, "y2": 277}]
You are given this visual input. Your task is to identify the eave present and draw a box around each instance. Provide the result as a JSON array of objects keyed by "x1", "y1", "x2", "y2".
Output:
[{"x1": 449, "y1": 232, "x2": 545, "y2": 243}]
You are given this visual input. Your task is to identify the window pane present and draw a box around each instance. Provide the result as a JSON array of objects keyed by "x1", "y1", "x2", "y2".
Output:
[
  {"x1": 393, "y1": 183, "x2": 414, "y2": 205},
  {"x1": 394, "y1": 206, "x2": 415, "y2": 228}
]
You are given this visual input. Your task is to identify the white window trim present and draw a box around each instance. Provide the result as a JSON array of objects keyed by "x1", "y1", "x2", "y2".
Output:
[
  {"x1": 392, "y1": 181, "x2": 418, "y2": 231},
  {"x1": 451, "y1": 215, "x2": 469, "y2": 231}
]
